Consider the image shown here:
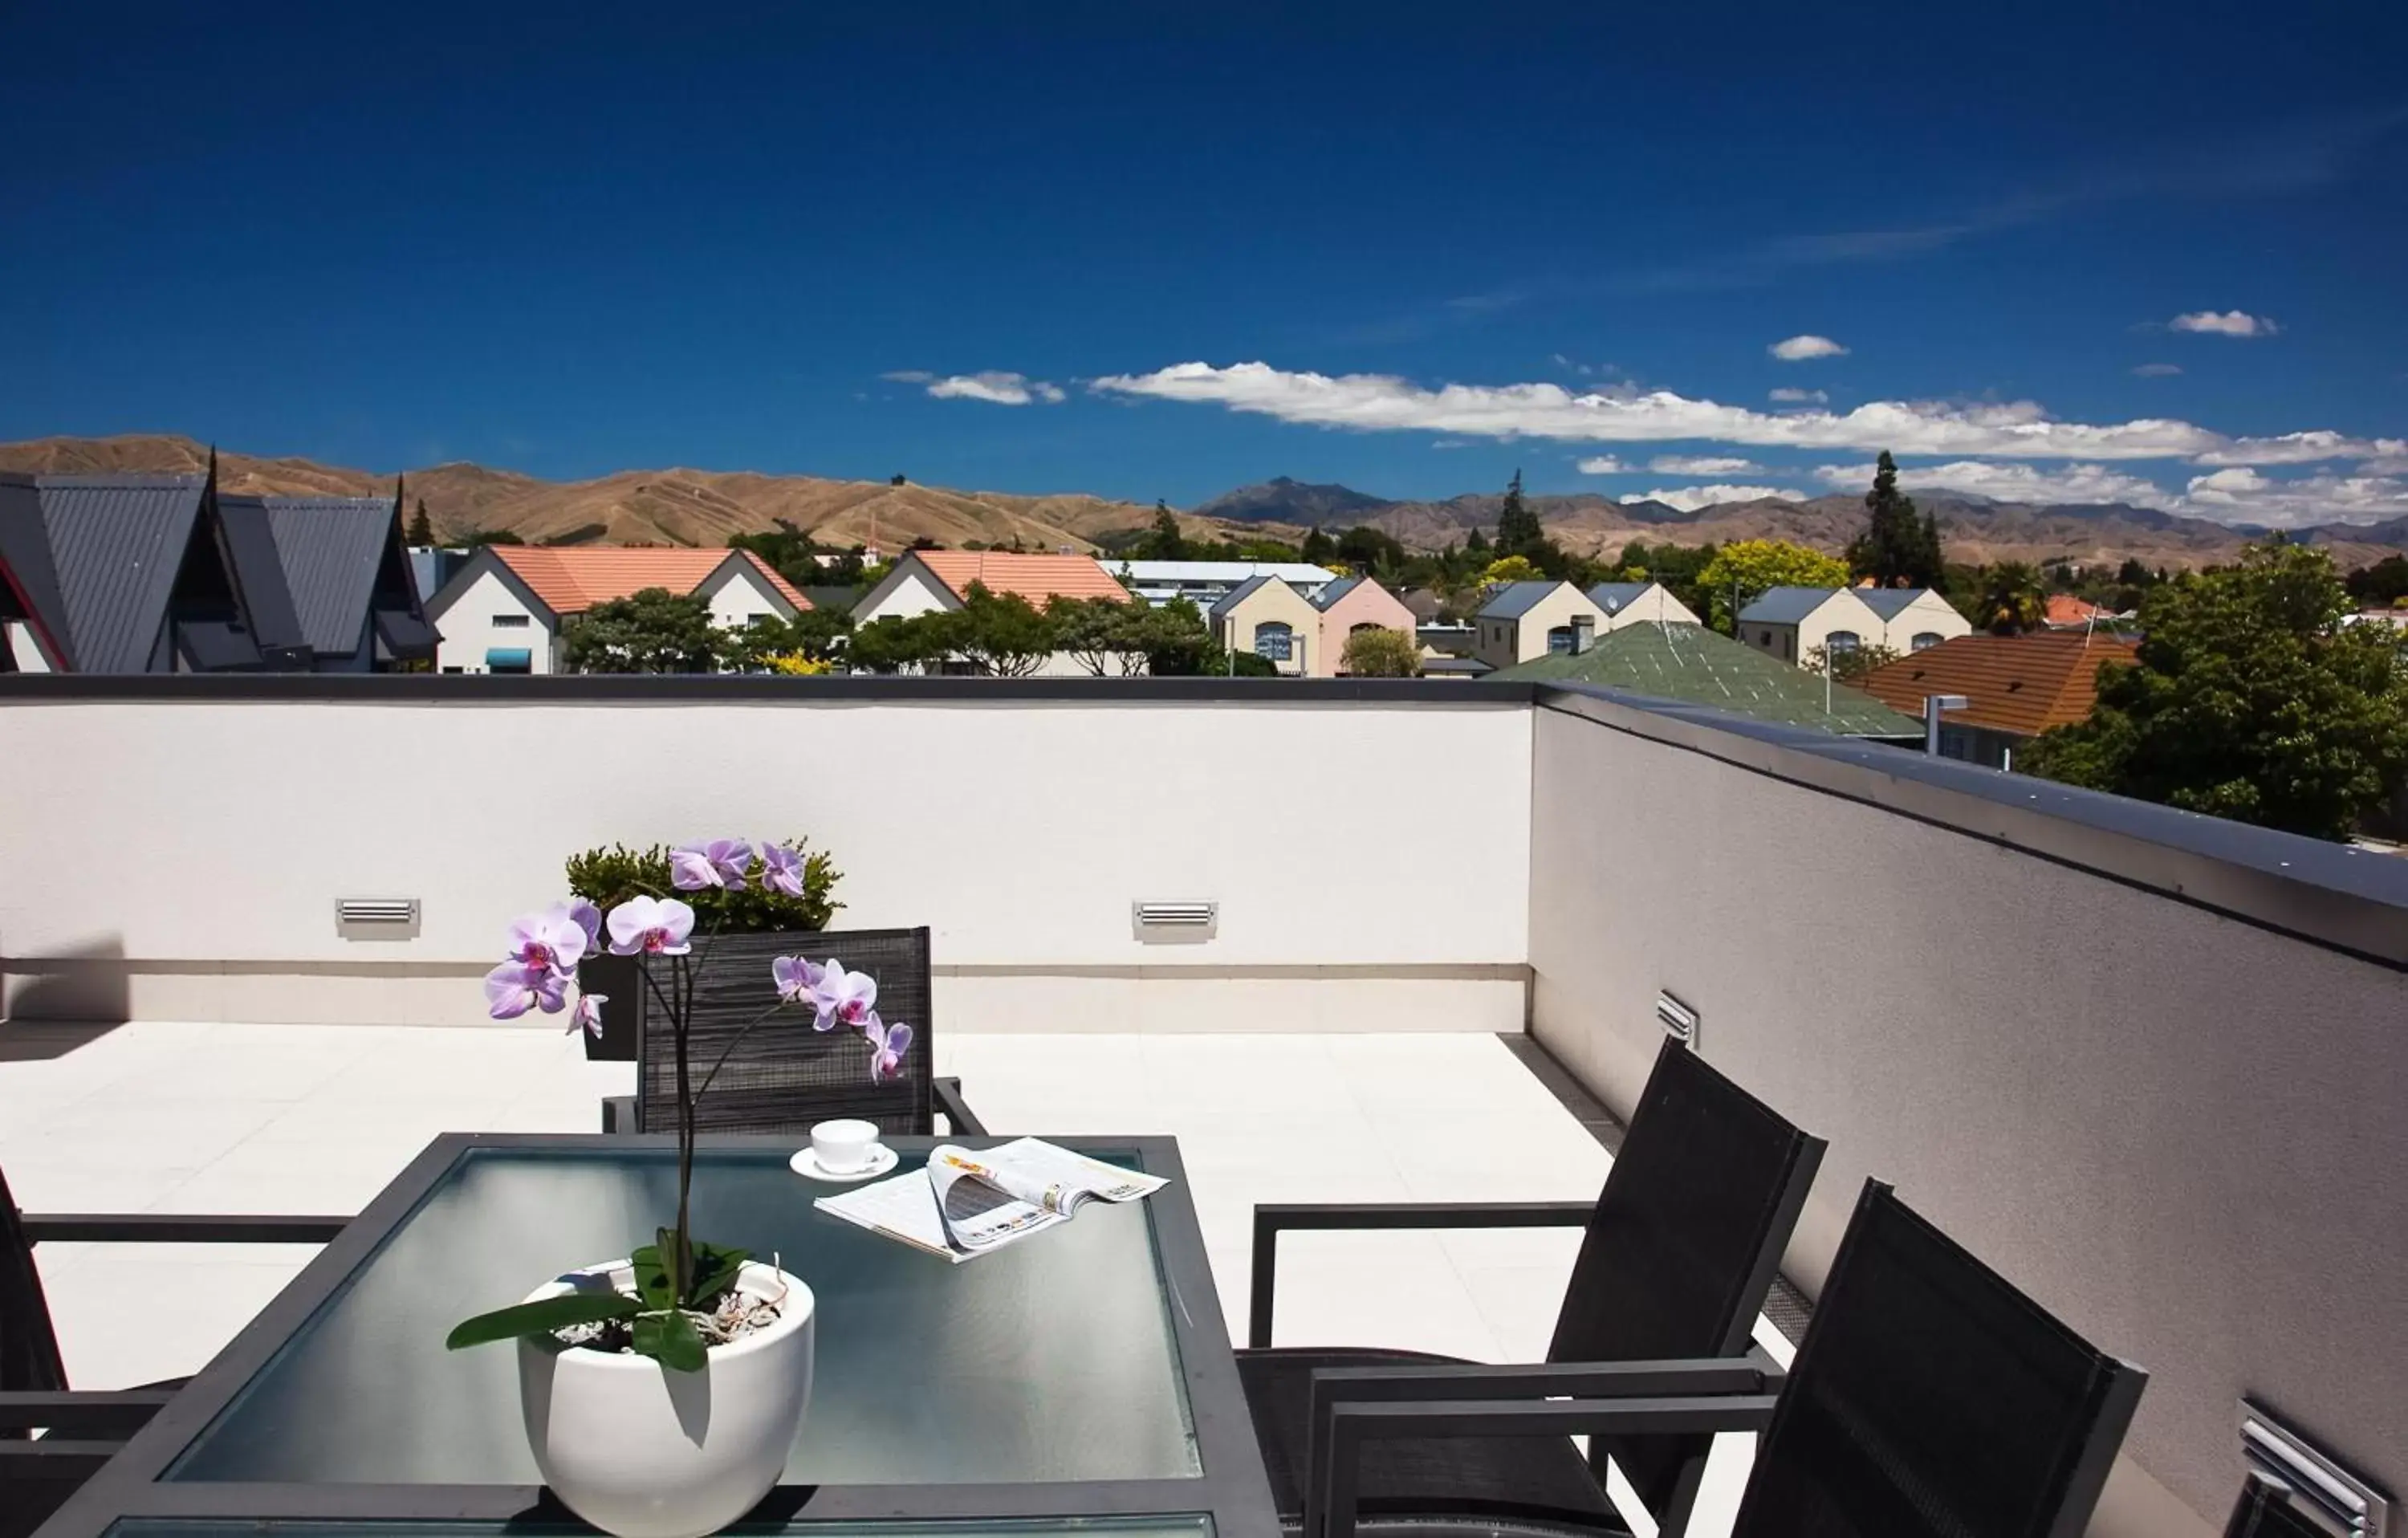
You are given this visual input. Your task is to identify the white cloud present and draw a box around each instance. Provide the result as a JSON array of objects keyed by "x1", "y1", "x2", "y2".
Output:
[
  {"x1": 1575, "y1": 455, "x2": 1630, "y2": 474},
  {"x1": 2169, "y1": 310, "x2": 2279, "y2": 337},
  {"x1": 917, "y1": 371, "x2": 1066, "y2": 405},
  {"x1": 2131, "y1": 363, "x2": 2183, "y2": 377},
  {"x1": 1811, "y1": 459, "x2": 2171, "y2": 505},
  {"x1": 879, "y1": 370, "x2": 934, "y2": 384},
  {"x1": 2179, "y1": 467, "x2": 2408, "y2": 527},
  {"x1": 1768, "y1": 387, "x2": 1828, "y2": 405},
  {"x1": 1770, "y1": 334, "x2": 1849, "y2": 361},
  {"x1": 1649, "y1": 454, "x2": 1762, "y2": 476},
  {"x1": 1621, "y1": 484, "x2": 1796, "y2": 511},
  {"x1": 1086, "y1": 360, "x2": 2398, "y2": 465}
]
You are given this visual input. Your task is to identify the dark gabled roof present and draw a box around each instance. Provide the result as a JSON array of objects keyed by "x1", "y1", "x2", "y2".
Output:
[
  {"x1": 1474, "y1": 580, "x2": 1572, "y2": 620},
  {"x1": 1585, "y1": 580, "x2": 1654, "y2": 614},
  {"x1": 0, "y1": 472, "x2": 75, "y2": 668},
  {"x1": 260, "y1": 497, "x2": 399, "y2": 655},
  {"x1": 799, "y1": 584, "x2": 860, "y2": 616},
  {"x1": 1854, "y1": 587, "x2": 1942, "y2": 621},
  {"x1": 214, "y1": 496, "x2": 311, "y2": 657},
  {"x1": 33, "y1": 475, "x2": 209, "y2": 673},
  {"x1": 1490, "y1": 621, "x2": 1923, "y2": 738},
  {"x1": 1309, "y1": 575, "x2": 1365, "y2": 612},
  {"x1": 1208, "y1": 572, "x2": 1278, "y2": 620},
  {"x1": 1737, "y1": 585, "x2": 1853, "y2": 625}
]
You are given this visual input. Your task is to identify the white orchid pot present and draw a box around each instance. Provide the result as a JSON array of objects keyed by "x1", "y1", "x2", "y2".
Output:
[{"x1": 517, "y1": 1261, "x2": 816, "y2": 1538}]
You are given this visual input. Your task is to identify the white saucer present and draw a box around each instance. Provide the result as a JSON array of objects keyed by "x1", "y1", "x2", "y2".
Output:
[{"x1": 789, "y1": 1143, "x2": 899, "y2": 1183}]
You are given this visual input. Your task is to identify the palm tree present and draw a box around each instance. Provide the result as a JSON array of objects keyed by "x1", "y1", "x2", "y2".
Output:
[{"x1": 1973, "y1": 562, "x2": 2047, "y2": 635}]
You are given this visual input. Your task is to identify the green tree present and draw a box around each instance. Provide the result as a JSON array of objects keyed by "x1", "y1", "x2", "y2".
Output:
[
  {"x1": 1495, "y1": 470, "x2": 1544, "y2": 558},
  {"x1": 1478, "y1": 554, "x2": 1544, "y2": 586},
  {"x1": 1970, "y1": 562, "x2": 2048, "y2": 634},
  {"x1": 1336, "y1": 525, "x2": 1407, "y2": 574},
  {"x1": 1694, "y1": 539, "x2": 1851, "y2": 632},
  {"x1": 951, "y1": 583, "x2": 1056, "y2": 677},
  {"x1": 1133, "y1": 598, "x2": 1219, "y2": 675},
  {"x1": 2022, "y1": 542, "x2": 2408, "y2": 840},
  {"x1": 1616, "y1": 539, "x2": 1651, "y2": 576},
  {"x1": 1845, "y1": 451, "x2": 1946, "y2": 589},
  {"x1": 1464, "y1": 525, "x2": 1491, "y2": 556},
  {"x1": 1340, "y1": 626, "x2": 1422, "y2": 677},
  {"x1": 844, "y1": 614, "x2": 936, "y2": 673},
  {"x1": 2345, "y1": 554, "x2": 2408, "y2": 608},
  {"x1": 1141, "y1": 501, "x2": 1188, "y2": 561},
  {"x1": 559, "y1": 588, "x2": 722, "y2": 673},
  {"x1": 1046, "y1": 596, "x2": 1148, "y2": 676},
  {"x1": 405, "y1": 498, "x2": 434, "y2": 545},
  {"x1": 1300, "y1": 527, "x2": 1335, "y2": 564},
  {"x1": 1802, "y1": 641, "x2": 1904, "y2": 683}
]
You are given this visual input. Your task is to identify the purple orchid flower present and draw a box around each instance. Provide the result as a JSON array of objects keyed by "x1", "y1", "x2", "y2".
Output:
[
  {"x1": 566, "y1": 900, "x2": 603, "y2": 953},
  {"x1": 485, "y1": 960, "x2": 568, "y2": 1019},
  {"x1": 759, "y1": 843, "x2": 806, "y2": 897},
  {"x1": 771, "y1": 954, "x2": 826, "y2": 1005},
  {"x1": 506, "y1": 904, "x2": 588, "y2": 974},
  {"x1": 806, "y1": 959, "x2": 877, "y2": 1032},
  {"x1": 669, "y1": 839, "x2": 753, "y2": 891},
  {"x1": 607, "y1": 895, "x2": 696, "y2": 955},
  {"x1": 865, "y1": 1015, "x2": 913, "y2": 1082},
  {"x1": 570, "y1": 991, "x2": 608, "y2": 1038}
]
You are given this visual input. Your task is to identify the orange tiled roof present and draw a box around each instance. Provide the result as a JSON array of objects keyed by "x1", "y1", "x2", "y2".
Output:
[
  {"x1": 1855, "y1": 632, "x2": 2140, "y2": 738},
  {"x1": 909, "y1": 550, "x2": 1131, "y2": 604},
  {"x1": 490, "y1": 547, "x2": 810, "y2": 616},
  {"x1": 2044, "y1": 593, "x2": 2113, "y2": 627}
]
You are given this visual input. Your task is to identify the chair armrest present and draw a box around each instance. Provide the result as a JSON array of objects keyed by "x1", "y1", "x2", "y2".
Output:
[
  {"x1": 18, "y1": 1214, "x2": 348, "y2": 1244},
  {"x1": 1310, "y1": 1394, "x2": 1782, "y2": 1538},
  {"x1": 601, "y1": 1094, "x2": 638, "y2": 1134},
  {"x1": 0, "y1": 1389, "x2": 177, "y2": 1436},
  {"x1": 1248, "y1": 1200, "x2": 1593, "y2": 1347},
  {"x1": 934, "y1": 1076, "x2": 986, "y2": 1137},
  {"x1": 1305, "y1": 1351, "x2": 1782, "y2": 1450}
]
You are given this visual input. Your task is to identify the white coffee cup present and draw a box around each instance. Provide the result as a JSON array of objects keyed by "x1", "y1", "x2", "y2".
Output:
[{"x1": 810, "y1": 1118, "x2": 881, "y2": 1174}]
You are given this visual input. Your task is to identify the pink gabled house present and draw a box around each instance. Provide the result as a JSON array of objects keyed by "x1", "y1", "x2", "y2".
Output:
[{"x1": 1310, "y1": 575, "x2": 1418, "y2": 676}]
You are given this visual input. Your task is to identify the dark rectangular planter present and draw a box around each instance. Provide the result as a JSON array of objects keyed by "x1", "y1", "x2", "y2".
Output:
[
  {"x1": 580, "y1": 930, "x2": 820, "y2": 1062},
  {"x1": 577, "y1": 954, "x2": 643, "y2": 1061}
]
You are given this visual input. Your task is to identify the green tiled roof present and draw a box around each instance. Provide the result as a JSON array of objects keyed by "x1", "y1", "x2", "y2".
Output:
[{"x1": 1491, "y1": 622, "x2": 1923, "y2": 738}]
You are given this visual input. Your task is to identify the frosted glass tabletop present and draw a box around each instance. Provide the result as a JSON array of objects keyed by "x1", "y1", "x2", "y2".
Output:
[{"x1": 166, "y1": 1145, "x2": 1202, "y2": 1486}]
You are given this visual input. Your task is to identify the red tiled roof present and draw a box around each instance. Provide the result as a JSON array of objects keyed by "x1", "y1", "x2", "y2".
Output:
[
  {"x1": 909, "y1": 550, "x2": 1131, "y2": 604},
  {"x1": 490, "y1": 547, "x2": 810, "y2": 616},
  {"x1": 1855, "y1": 632, "x2": 2140, "y2": 738},
  {"x1": 2044, "y1": 594, "x2": 2114, "y2": 627}
]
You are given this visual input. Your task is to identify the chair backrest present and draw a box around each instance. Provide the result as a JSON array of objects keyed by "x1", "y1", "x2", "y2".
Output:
[
  {"x1": 1731, "y1": 1180, "x2": 2147, "y2": 1538},
  {"x1": 1, "y1": 1166, "x2": 71, "y2": 1414},
  {"x1": 1548, "y1": 1039, "x2": 1825, "y2": 1522},
  {"x1": 637, "y1": 926, "x2": 936, "y2": 1137},
  {"x1": 2225, "y1": 1475, "x2": 2339, "y2": 1538}
]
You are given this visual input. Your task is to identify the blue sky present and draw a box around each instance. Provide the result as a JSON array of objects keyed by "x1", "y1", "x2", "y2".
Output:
[{"x1": 3, "y1": 2, "x2": 2405, "y2": 524}]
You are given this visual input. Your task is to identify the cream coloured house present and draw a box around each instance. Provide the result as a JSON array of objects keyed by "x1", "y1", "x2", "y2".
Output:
[
  {"x1": 425, "y1": 546, "x2": 808, "y2": 674},
  {"x1": 1584, "y1": 580, "x2": 1703, "y2": 631},
  {"x1": 1209, "y1": 572, "x2": 1324, "y2": 676},
  {"x1": 1472, "y1": 581, "x2": 1609, "y2": 670},
  {"x1": 1855, "y1": 588, "x2": 1972, "y2": 652},
  {"x1": 1738, "y1": 585, "x2": 1968, "y2": 667},
  {"x1": 851, "y1": 549, "x2": 1137, "y2": 675}
]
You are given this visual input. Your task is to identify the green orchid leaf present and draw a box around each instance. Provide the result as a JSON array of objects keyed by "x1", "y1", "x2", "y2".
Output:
[
  {"x1": 630, "y1": 1243, "x2": 677, "y2": 1312},
  {"x1": 685, "y1": 1241, "x2": 752, "y2": 1308},
  {"x1": 631, "y1": 1309, "x2": 708, "y2": 1372},
  {"x1": 446, "y1": 1290, "x2": 641, "y2": 1351}
]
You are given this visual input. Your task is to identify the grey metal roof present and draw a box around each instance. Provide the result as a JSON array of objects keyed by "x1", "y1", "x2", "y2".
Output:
[
  {"x1": 34, "y1": 476, "x2": 208, "y2": 673},
  {"x1": 1207, "y1": 572, "x2": 1278, "y2": 620},
  {"x1": 0, "y1": 473, "x2": 75, "y2": 668},
  {"x1": 262, "y1": 497, "x2": 399, "y2": 655},
  {"x1": 1474, "y1": 580, "x2": 1569, "y2": 620},
  {"x1": 1585, "y1": 580, "x2": 1653, "y2": 614},
  {"x1": 214, "y1": 496, "x2": 310, "y2": 656},
  {"x1": 1736, "y1": 585, "x2": 1851, "y2": 625},
  {"x1": 1853, "y1": 587, "x2": 1938, "y2": 621},
  {"x1": 1309, "y1": 575, "x2": 1364, "y2": 612}
]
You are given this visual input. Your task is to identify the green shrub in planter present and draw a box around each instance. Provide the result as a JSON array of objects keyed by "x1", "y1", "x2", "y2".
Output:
[{"x1": 566, "y1": 840, "x2": 843, "y2": 934}]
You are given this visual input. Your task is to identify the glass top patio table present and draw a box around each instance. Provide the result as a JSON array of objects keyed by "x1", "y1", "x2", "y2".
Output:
[{"x1": 43, "y1": 1135, "x2": 1273, "y2": 1538}]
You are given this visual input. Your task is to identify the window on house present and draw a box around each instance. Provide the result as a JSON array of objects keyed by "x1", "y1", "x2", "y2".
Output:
[
  {"x1": 1547, "y1": 625, "x2": 1576, "y2": 654},
  {"x1": 1912, "y1": 631, "x2": 1943, "y2": 650},
  {"x1": 1784, "y1": 634, "x2": 1795, "y2": 660},
  {"x1": 1254, "y1": 621, "x2": 1294, "y2": 661},
  {"x1": 1350, "y1": 621, "x2": 1381, "y2": 635},
  {"x1": 492, "y1": 613, "x2": 530, "y2": 628},
  {"x1": 1827, "y1": 630, "x2": 1861, "y2": 653},
  {"x1": 441, "y1": 665, "x2": 465, "y2": 675}
]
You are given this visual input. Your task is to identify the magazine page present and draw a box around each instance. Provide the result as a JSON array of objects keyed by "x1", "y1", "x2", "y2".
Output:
[
  {"x1": 815, "y1": 1139, "x2": 1174, "y2": 1262},
  {"x1": 978, "y1": 1137, "x2": 1169, "y2": 1209}
]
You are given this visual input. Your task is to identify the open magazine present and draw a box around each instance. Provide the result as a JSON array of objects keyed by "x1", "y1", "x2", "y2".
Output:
[{"x1": 813, "y1": 1137, "x2": 1169, "y2": 1263}]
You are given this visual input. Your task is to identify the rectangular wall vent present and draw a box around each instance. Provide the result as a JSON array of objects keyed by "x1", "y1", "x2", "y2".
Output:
[
  {"x1": 2242, "y1": 1400, "x2": 2391, "y2": 1537},
  {"x1": 1132, "y1": 901, "x2": 1217, "y2": 943},
  {"x1": 336, "y1": 897, "x2": 421, "y2": 940},
  {"x1": 1656, "y1": 991, "x2": 1698, "y2": 1047}
]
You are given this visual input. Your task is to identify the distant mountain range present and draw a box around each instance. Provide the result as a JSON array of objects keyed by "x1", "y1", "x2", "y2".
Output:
[{"x1": 5, "y1": 436, "x2": 2403, "y2": 572}]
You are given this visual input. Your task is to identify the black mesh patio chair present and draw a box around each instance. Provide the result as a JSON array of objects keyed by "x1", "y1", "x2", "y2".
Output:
[
  {"x1": 601, "y1": 926, "x2": 983, "y2": 1138},
  {"x1": 0, "y1": 1166, "x2": 347, "y2": 1538},
  {"x1": 1241, "y1": 1038, "x2": 1825, "y2": 1537},
  {"x1": 1306, "y1": 1178, "x2": 2148, "y2": 1538},
  {"x1": 2224, "y1": 1475, "x2": 2330, "y2": 1538}
]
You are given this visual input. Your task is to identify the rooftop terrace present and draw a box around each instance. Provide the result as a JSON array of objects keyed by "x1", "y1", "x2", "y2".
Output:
[{"x1": 2, "y1": 673, "x2": 2404, "y2": 1537}]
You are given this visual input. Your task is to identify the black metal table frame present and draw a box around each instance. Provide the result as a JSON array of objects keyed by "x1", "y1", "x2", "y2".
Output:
[{"x1": 35, "y1": 1132, "x2": 1279, "y2": 1538}]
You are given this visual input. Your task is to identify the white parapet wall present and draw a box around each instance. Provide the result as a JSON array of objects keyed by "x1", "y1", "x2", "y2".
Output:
[
  {"x1": 1524, "y1": 693, "x2": 2408, "y2": 1538},
  {"x1": 0, "y1": 685, "x2": 1532, "y2": 1033}
]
